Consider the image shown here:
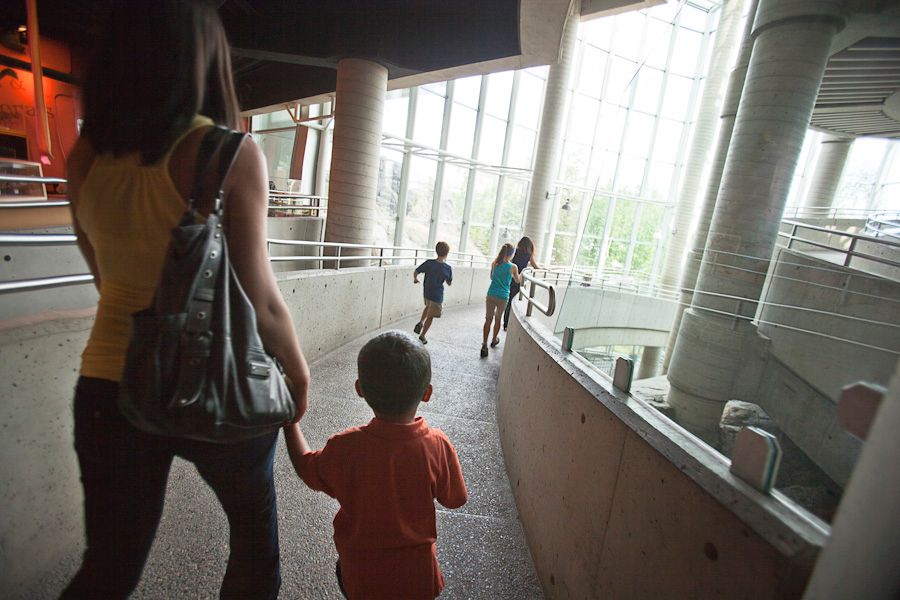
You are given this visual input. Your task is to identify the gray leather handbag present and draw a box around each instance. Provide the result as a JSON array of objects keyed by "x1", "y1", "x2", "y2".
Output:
[{"x1": 118, "y1": 126, "x2": 296, "y2": 443}]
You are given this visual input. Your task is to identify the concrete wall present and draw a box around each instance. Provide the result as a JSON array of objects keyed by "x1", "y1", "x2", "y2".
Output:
[
  {"x1": 750, "y1": 248, "x2": 899, "y2": 486},
  {"x1": 0, "y1": 263, "x2": 489, "y2": 593},
  {"x1": 499, "y1": 306, "x2": 827, "y2": 599},
  {"x1": 759, "y1": 248, "x2": 900, "y2": 403},
  {"x1": 529, "y1": 283, "x2": 676, "y2": 349},
  {"x1": 0, "y1": 227, "x2": 98, "y2": 321},
  {"x1": 552, "y1": 285, "x2": 676, "y2": 334},
  {"x1": 266, "y1": 217, "x2": 325, "y2": 273}
]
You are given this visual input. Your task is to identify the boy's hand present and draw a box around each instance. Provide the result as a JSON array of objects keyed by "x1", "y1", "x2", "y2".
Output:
[{"x1": 283, "y1": 421, "x2": 312, "y2": 456}]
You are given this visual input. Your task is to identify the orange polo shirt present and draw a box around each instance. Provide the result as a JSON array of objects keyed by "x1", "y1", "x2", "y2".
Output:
[{"x1": 296, "y1": 416, "x2": 467, "y2": 599}]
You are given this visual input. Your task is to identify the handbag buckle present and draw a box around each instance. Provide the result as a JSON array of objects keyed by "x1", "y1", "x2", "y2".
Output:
[{"x1": 248, "y1": 361, "x2": 271, "y2": 378}]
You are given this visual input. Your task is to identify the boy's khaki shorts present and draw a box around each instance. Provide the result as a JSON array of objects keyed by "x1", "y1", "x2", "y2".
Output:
[
  {"x1": 424, "y1": 299, "x2": 443, "y2": 318},
  {"x1": 485, "y1": 295, "x2": 507, "y2": 320}
]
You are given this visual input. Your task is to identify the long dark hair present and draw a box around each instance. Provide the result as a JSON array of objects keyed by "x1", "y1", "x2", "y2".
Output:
[
  {"x1": 516, "y1": 236, "x2": 535, "y2": 255},
  {"x1": 493, "y1": 243, "x2": 514, "y2": 266},
  {"x1": 81, "y1": 0, "x2": 240, "y2": 164}
]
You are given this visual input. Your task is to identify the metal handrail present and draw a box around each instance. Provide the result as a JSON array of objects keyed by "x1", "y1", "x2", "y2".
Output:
[
  {"x1": 0, "y1": 235, "x2": 495, "y2": 294},
  {"x1": 0, "y1": 174, "x2": 66, "y2": 184},
  {"x1": 520, "y1": 270, "x2": 557, "y2": 317},
  {"x1": 781, "y1": 205, "x2": 884, "y2": 220},
  {"x1": 778, "y1": 219, "x2": 900, "y2": 270},
  {"x1": 1, "y1": 274, "x2": 95, "y2": 293},
  {"x1": 864, "y1": 213, "x2": 900, "y2": 240},
  {"x1": 0, "y1": 233, "x2": 77, "y2": 245},
  {"x1": 268, "y1": 192, "x2": 326, "y2": 200},
  {"x1": 0, "y1": 200, "x2": 71, "y2": 208},
  {"x1": 781, "y1": 219, "x2": 900, "y2": 248},
  {"x1": 268, "y1": 238, "x2": 494, "y2": 268},
  {"x1": 528, "y1": 266, "x2": 680, "y2": 302}
]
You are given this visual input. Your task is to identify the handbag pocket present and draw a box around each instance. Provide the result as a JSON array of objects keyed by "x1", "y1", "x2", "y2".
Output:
[{"x1": 119, "y1": 310, "x2": 189, "y2": 435}]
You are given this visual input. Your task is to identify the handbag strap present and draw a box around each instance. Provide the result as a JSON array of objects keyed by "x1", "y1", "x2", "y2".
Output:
[
  {"x1": 188, "y1": 125, "x2": 248, "y2": 216},
  {"x1": 181, "y1": 126, "x2": 247, "y2": 339}
]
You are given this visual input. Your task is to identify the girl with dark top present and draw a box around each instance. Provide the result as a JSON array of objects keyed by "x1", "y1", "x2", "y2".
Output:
[
  {"x1": 503, "y1": 236, "x2": 541, "y2": 330},
  {"x1": 482, "y1": 243, "x2": 523, "y2": 357},
  {"x1": 61, "y1": 2, "x2": 310, "y2": 598}
]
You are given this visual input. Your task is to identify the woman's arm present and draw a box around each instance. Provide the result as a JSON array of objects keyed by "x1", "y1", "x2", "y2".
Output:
[
  {"x1": 66, "y1": 138, "x2": 102, "y2": 291},
  {"x1": 222, "y1": 139, "x2": 310, "y2": 420},
  {"x1": 529, "y1": 254, "x2": 541, "y2": 270},
  {"x1": 511, "y1": 264, "x2": 523, "y2": 285}
]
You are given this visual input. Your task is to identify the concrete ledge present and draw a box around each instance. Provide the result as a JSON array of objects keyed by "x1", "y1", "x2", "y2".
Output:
[{"x1": 498, "y1": 303, "x2": 829, "y2": 598}]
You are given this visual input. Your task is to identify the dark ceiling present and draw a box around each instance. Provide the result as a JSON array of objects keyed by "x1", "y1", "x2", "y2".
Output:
[{"x1": 2, "y1": 0, "x2": 521, "y2": 111}]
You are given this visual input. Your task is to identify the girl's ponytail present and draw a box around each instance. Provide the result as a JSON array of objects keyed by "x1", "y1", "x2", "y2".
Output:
[{"x1": 493, "y1": 243, "x2": 514, "y2": 266}]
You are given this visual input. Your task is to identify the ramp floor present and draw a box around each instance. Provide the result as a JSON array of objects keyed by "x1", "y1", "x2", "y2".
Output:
[{"x1": 27, "y1": 304, "x2": 543, "y2": 599}]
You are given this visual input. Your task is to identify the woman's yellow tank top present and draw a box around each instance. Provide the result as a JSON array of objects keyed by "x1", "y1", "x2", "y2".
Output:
[{"x1": 77, "y1": 115, "x2": 214, "y2": 381}]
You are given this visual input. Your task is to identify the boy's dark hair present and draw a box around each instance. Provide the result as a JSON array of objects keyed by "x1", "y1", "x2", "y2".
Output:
[
  {"x1": 435, "y1": 241, "x2": 450, "y2": 257},
  {"x1": 82, "y1": 0, "x2": 240, "y2": 164},
  {"x1": 358, "y1": 331, "x2": 432, "y2": 415}
]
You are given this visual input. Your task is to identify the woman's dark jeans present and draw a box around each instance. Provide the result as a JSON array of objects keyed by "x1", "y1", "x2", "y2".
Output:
[
  {"x1": 61, "y1": 376, "x2": 281, "y2": 600},
  {"x1": 503, "y1": 281, "x2": 521, "y2": 328}
]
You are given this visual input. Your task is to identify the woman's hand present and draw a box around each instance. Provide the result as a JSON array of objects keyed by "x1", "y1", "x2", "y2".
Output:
[
  {"x1": 285, "y1": 359, "x2": 310, "y2": 423},
  {"x1": 223, "y1": 137, "x2": 312, "y2": 423}
]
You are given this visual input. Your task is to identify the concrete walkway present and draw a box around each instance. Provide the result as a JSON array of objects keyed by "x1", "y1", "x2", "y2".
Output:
[{"x1": 27, "y1": 304, "x2": 543, "y2": 600}]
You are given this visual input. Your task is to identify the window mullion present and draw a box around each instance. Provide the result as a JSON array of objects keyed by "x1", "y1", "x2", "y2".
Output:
[
  {"x1": 459, "y1": 77, "x2": 490, "y2": 252},
  {"x1": 394, "y1": 88, "x2": 419, "y2": 247},
  {"x1": 428, "y1": 82, "x2": 455, "y2": 246}
]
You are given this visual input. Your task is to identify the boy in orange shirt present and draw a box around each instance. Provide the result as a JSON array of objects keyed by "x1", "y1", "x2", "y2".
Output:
[{"x1": 283, "y1": 330, "x2": 468, "y2": 599}]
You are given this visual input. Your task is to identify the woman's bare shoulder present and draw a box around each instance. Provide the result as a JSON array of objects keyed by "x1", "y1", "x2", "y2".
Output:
[
  {"x1": 66, "y1": 138, "x2": 97, "y2": 203},
  {"x1": 67, "y1": 138, "x2": 95, "y2": 180}
]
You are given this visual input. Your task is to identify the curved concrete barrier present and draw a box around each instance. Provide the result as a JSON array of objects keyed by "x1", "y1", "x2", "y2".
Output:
[{"x1": 498, "y1": 304, "x2": 828, "y2": 598}]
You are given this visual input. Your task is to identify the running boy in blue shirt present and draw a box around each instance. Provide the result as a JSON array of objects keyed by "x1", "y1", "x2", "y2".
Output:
[{"x1": 413, "y1": 241, "x2": 453, "y2": 344}]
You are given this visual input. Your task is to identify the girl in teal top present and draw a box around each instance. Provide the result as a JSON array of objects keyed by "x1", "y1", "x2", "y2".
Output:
[{"x1": 482, "y1": 243, "x2": 522, "y2": 357}]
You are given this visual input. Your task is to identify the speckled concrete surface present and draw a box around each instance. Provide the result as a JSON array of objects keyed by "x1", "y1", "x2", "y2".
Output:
[{"x1": 22, "y1": 305, "x2": 543, "y2": 600}]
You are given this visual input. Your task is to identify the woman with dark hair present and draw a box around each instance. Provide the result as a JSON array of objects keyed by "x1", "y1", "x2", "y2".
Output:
[
  {"x1": 481, "y1": 243, "x2": 523, "y2": 357},
  {"x1": 502, "y1": 236, "x2": 541, "y2": 331},
  {"x1": 61, "y1": 1, "x2": 309, "y2": 598}
]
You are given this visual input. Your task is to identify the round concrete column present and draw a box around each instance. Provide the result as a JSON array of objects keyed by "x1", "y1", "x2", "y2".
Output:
[
  {"x1": 802, "y1": 134, "x2": 853, "y2": 212},
  {"x1": 657, "y1": 0, "x2": 745, "y2": 297},
  {"x1": 636, "y1": 346, "x2": 663, "y2": 380},
  {"x1": 324, "y1": 58, "x2": 388, "y2": 255},
  {"x1": 523, "y1": 12, "x2": 579, "y2": 264},
  {"x1": 662, "y1": 0, "x2": 760, "y2": 373},
  {"x1": 667, "y1": 0, "x2": 845, "y2": 442}
]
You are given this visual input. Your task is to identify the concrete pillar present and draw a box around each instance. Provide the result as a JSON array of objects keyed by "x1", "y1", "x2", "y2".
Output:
[
  {"x1": 802, "y1": 134, "x2": 853, "y2": 212},
  {"x1": 314, "y1": 101, "x2": 333, "y2": 201},
  {"x1": 802, "y1": 359, "x2": 900, "y2": 600},
  {"x1": 657, "y1": 0, "x2": 746, "y2": 297},
  {"x1": 666, "y1": 0, "x2": 845, "y2": 442},
  {"x1": 636, "y1": 346, "x2": 662, "y2": 380},
  {"x1": 324, "y1": 58, "x2": 388, "y2": 259},
  {"x1": 662, "y1": 0, "x2": 760, "y2": 373},
  {"x1": 523, "y1": 11, "x2": 579, "y2": 265}
]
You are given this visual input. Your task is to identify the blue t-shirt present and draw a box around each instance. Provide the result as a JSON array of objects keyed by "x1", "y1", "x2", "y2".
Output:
[
  {"x1": 415, "y1": 259, "x2": 453, "y2": 303},
  {"x1": 487, "y1": 262, "x2": 514, "y2": 300}
]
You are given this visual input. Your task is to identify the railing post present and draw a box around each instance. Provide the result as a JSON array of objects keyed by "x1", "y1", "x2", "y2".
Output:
[
  {"x1": 526, "y1": 277, "x2": 535, "y2": 317},
  {"x1": 379, "y1": 247, "x2": 384, "y2": 268},
  {"x1": 845, "y1": 238, "x2": 856, "y2": 267},
  {"x1": 788, "y1": 223, "x2": 797, "y2": 249},
  {"x1": 336, "y1": 245, "x2": 342, "y2": 270}
]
